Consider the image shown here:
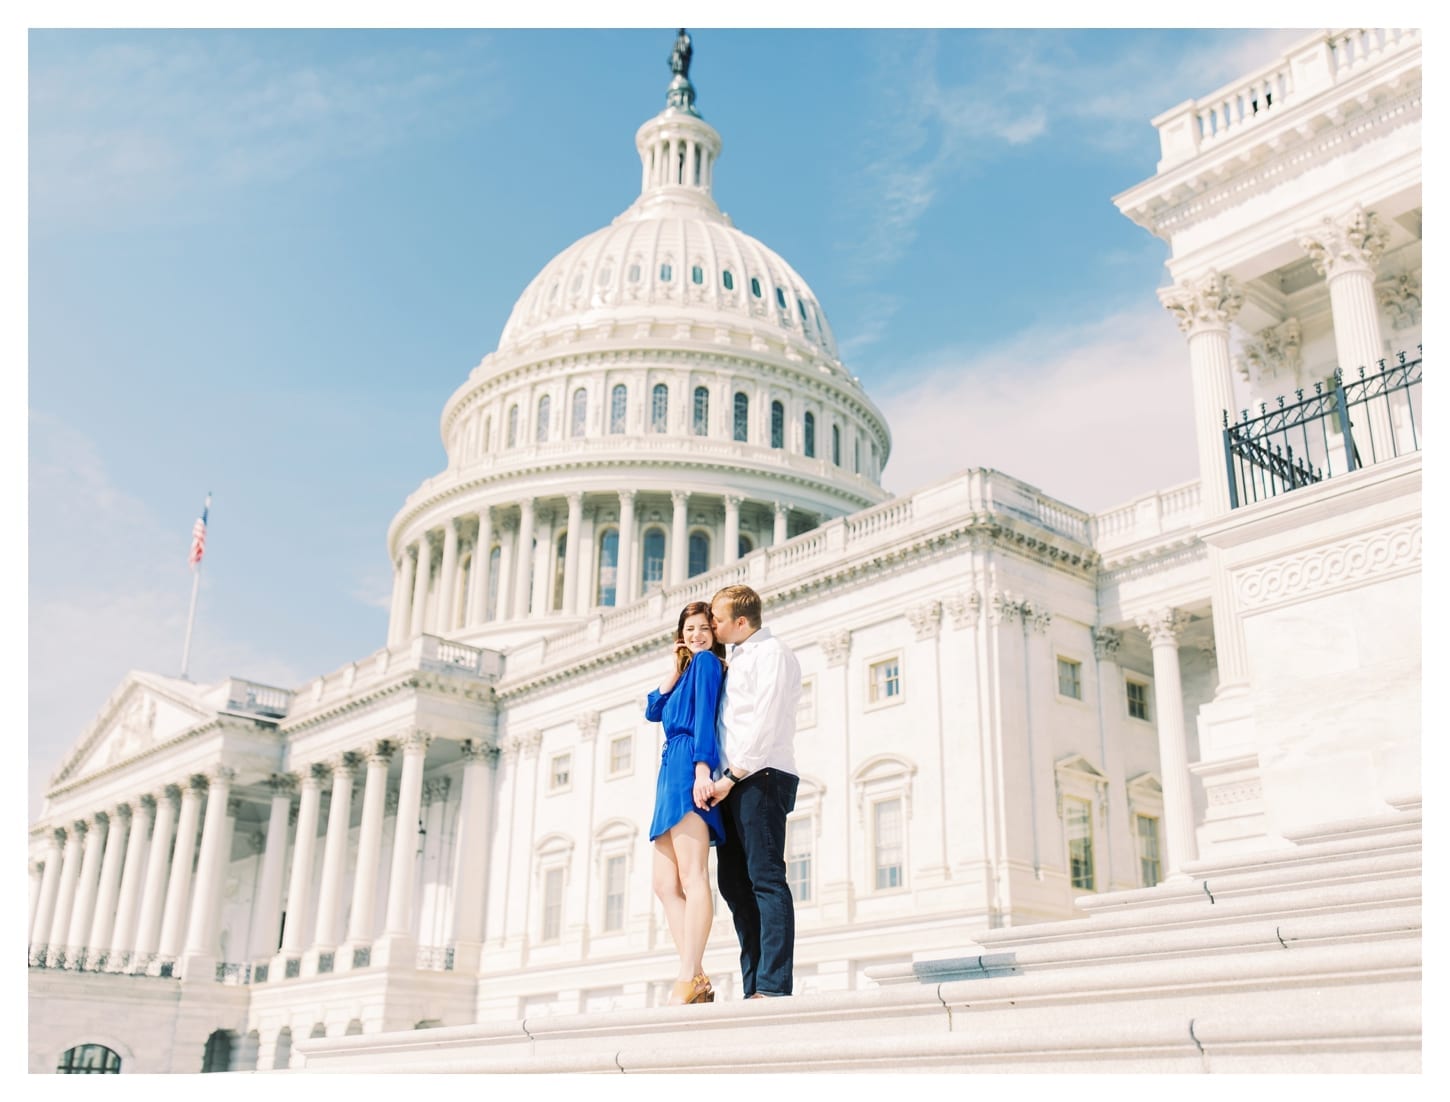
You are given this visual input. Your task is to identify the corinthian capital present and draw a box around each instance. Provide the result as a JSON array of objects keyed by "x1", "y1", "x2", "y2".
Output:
[
  {"x1": 1235, "y1": 317, "x2": 1302, "y2": 387},
  {"x1": 907, "y1": 600, "x2": 942, "y2": 641},
  {"x1": 1136, "y1": 608, "x2": 1191, "y2": 647},
  {"x1": 820, "y1": 630, "x2": 852, "y2": 667},
  {"x1": 1299, "y1": 205, "x2": 1389, "y2": 279},
  {"x1": 1159, "y1": 271, "x2": 1244, "y2": 335}
]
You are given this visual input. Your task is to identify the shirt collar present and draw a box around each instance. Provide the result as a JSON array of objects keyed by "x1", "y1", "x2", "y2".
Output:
[{"x1": 732, "y1": 626, "x2": 772, "y2": 654}]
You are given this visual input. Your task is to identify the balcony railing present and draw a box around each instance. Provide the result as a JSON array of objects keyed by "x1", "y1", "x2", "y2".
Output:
[{"x1": 1224, "y1": 350, "x2": 1422, "y2": 509}]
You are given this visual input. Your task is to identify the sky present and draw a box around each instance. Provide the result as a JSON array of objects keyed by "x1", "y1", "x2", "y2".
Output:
[{"x1": 23, "y1": 21, "x2": 1330, "y2": 817}]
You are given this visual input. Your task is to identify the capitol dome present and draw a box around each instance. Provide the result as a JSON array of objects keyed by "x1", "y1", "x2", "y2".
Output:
[{"x1": 383, "y1": 33, "x2": 892, "y2": 648}]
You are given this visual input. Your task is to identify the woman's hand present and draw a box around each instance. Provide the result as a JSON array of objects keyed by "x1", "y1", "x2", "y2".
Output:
[
  {"x1": 692, "y1": 763, "x2": 714, "y2": 809},
  {"x1": 658, "y1": 643, "x2": 689, "y2": 694}
]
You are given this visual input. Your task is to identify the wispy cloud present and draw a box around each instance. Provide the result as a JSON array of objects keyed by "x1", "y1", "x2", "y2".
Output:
[
  {"x1": 28, "y1": 413, "x2": 306, "y2": 818},
  {"x1": 29, "y1": 31, "x2": 506, "y2": 230},
  {"x1": 875, "y1": 302, "x2": 1214, "y2": 512}
]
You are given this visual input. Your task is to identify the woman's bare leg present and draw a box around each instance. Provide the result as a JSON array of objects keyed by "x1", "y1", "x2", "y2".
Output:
[
  {"x1": 651, "y1": 837, "x2": 688, "y2": 985},
  {"x1": 669, "y1": 812, "x2": 713, "y2": 982}
]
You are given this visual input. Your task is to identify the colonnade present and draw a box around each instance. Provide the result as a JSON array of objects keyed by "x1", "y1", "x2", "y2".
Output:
[
  {"x1": 27, "y1": 735, "x2": 500, "y2": 983},
  {"x1": 388, "y1": 490, "x2": 803, "y2": 644}
]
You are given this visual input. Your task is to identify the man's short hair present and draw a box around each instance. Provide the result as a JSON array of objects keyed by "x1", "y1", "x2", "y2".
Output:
[{"x1": 713, "y1": 584, "x2": 762, "y2": 629}]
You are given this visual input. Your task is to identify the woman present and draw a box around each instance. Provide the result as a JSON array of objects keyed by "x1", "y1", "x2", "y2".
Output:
[{"x1": 646, "y1": 600, "x2": 727, "y2": 1005}]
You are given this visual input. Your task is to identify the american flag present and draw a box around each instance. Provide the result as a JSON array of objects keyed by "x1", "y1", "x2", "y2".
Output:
[{"x1": 188, "y1": 495, "x2": 211, "y2": 569}]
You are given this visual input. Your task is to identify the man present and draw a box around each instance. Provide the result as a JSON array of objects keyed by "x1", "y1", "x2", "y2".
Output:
[{"x1": 708, "y1": 584, "x2": 802, "y2": 999}]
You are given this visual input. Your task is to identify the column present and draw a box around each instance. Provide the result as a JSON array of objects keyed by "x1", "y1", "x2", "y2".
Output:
[
  {"x1": 107, "y1": 795, "x2": 153, "y2": 970},
  {"x1": 723, "y1": 494, "x2": 742, "y2": 563},
  {"x1": 435, "y1": 519, "x2": 460, "y2": 633},
  {"x1": 529, "y1": 507, "x2": 553, "y2": 616},
  {"x1": 132, "y1": 786, "x2": 179, "y2": 968},
  {"x1": 496, "y1": 517, "x2": 517, "y2": 621},
  {"x1": 387, "y1": 553, "x2": 408, "y2": 645},
  {"x1": 29, "y1": 829, "x2": 65, "y2": 964},
  {"x1": 466, "y1": 509, "x2": 493, "y2": 626},
  {"x1": 309, "y1": 754, "x2": 360, "y2": 963},
  {"x1": 669, "y1": 490, "x2": 689, "y2": 585},
  {"x1": 85, "y1": 804, "x2": 132, "y2": 969},
  {"x1": 275, "y1": 764, "x2": 326, "y2": 965},
  {"x1": 513, "y1": 498, "x2": 535, "y2": 618},
  {"x1": 616, "y1": 490, "x2": 637, "y2": 604},
  {"x1": 1159, "y1": 270, "x2": 1244, "y2": 518},
  {"x1": 179, "y1": 766, "x2": 236, "y2": 979},
  {"x1": 46, "y1": 823, "x2": 86, "y2": 966},
  {"x1": 772, "y1": 501, "x2": 789, "y2": 546},
  {"x1": 409, "y1": 535, "x2": 432, "y2": 637},
  {"x1": 449, "y1": 742, "x2": 499, "y2": 973},
  {"x1": 64, "y1": 813, "x2": 108, "y2": 968},
  {"x1": 248, "y1": 776, "x2": 294, "y2": 962},
  {"x1": 157, "y1": 777, "x2": 205, "y2": 962},
  {"x1": 343, "y1": 741, "x2": 395, "y2": 964},
  {"x1": 392, "y1": 548, "x2": 417, "y2": 646},
  {"x1": 1136, "y1": 608, "x2": 1196, "y2": 879},
  {"x1": 562, "y1": 493, "x2": 584, "y2": 614},
  {"x1": 1300, "y1": 205, "x2": 1395, "y2": 460},
  {"x1": 376, "y1": 731, "x2": 431, "y2": 964},
  {"x1": 28, "y1": 861, "x2": 44, "y2": 943}
]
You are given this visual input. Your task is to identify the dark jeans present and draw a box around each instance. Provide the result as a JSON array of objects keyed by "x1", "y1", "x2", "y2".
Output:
[{"x1": 716, "y1": 767, "x2": 799, "y2": 997}]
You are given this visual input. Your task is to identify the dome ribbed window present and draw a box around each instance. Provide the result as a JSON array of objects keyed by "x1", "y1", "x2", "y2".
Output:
[
  {"x1": 771, "y1": 401, "x2": 784, "y2": 449},
  {"x1": 610, "y1": 385, "x2": 628, "y2": 434},
  {"x1": 651, "y1": 384, "x2": 669, "y2": 433},
  {"x1": 804, "y1": 411, "x2": 816, "y2": 458},
  {"x1": 571, "y1": 388, "x2": 588, "y2": 437},
  {"x1": 733, "y1": 392, "x2": 749, "y2": 442},
  {"x1": 692, "y1": 386, "x2": 710, "y2": 436}
]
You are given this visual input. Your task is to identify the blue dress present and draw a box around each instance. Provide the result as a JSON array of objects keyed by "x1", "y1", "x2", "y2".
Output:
[{"x1": 645, "y1": 651, "x2": 726, "y2": 845}]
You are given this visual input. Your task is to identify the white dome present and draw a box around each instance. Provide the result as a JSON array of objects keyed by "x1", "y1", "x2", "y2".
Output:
[{"x1": 498, "y1": 206, "x2": 841, "y2": 361}]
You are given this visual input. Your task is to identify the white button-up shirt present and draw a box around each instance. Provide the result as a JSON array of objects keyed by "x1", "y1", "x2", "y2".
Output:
[{"x1": 719, "y1": 626, "x2": 801, "y2": 776}]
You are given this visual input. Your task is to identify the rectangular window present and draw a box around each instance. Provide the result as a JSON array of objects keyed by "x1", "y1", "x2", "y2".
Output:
[
  {"x1": 603, "y1": 855, "x2": 627, "y2": 931},
  {"x1": 542, "y1": 867, "x2": 564, "y2": 941},
  {"x1": 549, "y1": 752, "x2": 571, "y2": 791},
  {"x1": 786, "y1": 817, "x2": 813, "y2": 903},
  {"x1": 874, "y1": 798, "x2": 904, "y2": 890},
  {"x1": 1126, "y1": 679, "x2": 1150, "y2": 721},
  {"x1": 1057, "y1": 657, "x2": 1083, "y2": 700},
  {"x1": 608, "y1": 735, "x2": 633, "y2": 776},
  {"x1": 1135, "y1": 814, "x2": 1161, "y2": 887},
  {"x1": 797, "y1": 678, "x2": 816, "y2": 728},
  {"x1": 1065, "y1": 796, "x2": 1095, "y2": 891},
  {"x1": 868, "y1": 658, "x2": 901, "y2": 705}
]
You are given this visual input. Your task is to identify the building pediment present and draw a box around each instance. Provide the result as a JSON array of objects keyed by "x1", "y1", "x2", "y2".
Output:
[{"x1": 49, "y1": 673, "x2": 214, "y2": 788}]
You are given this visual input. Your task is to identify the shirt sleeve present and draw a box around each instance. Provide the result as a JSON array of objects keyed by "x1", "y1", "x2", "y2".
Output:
[
  {"x1": 645, "y1": 688, "x2": 670, "y2": 722},
  {"x1": 688, "y1": 653, "x2": 723, "y2": 770},
  {"x1": 730, "y1": 646, "x2": 798, "y2": 774}
]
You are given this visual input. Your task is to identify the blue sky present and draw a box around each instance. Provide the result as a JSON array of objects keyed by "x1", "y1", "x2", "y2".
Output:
[{"x1": 25, "y1": 24, "x2": 1318, "y2": 815}]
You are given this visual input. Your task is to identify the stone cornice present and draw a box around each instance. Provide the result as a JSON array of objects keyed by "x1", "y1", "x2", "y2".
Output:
[
  {"x1": 495, "y1": 511, "x2": 1096, "y2": 702},
  {"x1": 279, "y1": 667, "x2": 496, "y2": 737}
]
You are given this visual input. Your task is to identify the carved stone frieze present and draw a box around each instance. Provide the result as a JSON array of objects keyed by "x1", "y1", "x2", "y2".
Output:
[
  {"x1": 1377, "y1": 270, "x2": 1422, "y2": 330},
  {"x1": 1235, "y1": 317, "x2": 1302, "y2": 387},
  {"x1": 1235, "y1": 522, "x2": 1420, "y2": 610},
  {"x1": 906, "y1": 600, "x2": 942, "y2": 641},
  {"x1": 1159, "y1": 270, "x2": 1244, "y2": 335},
  {"x1": 1299, "y1": 205, "x2": 1389, "y2": 278}
]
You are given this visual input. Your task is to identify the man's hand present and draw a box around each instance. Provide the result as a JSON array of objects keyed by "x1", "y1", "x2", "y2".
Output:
[{"x1": 707, "y1": 776, "x2": 735, "y2": 808}]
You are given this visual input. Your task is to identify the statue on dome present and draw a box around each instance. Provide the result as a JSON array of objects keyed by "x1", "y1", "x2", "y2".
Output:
[{"x1": 670, "y1": 28, "x2": 693, "y2": 78}]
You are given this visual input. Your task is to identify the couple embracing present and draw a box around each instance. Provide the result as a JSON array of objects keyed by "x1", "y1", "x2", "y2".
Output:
[{"x1": 645, "y1": 584, "x2": 801, "y2": 1005}]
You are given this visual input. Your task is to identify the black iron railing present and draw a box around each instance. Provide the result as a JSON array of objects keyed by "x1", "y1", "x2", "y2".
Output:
[{"x1": 1224, "y1": 349, "x2": 1422, "y2": 508}]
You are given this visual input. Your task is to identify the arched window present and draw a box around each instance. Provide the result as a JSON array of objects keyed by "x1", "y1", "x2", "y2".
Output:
[
  {"x1": 651, "y1": 383, "x2": 669, "y2": 433},
  {"x1": 610, "y1": 385, "x2": 627, "y2": 434},
  {"x1": 693, "y1": 386, "x2": 710, "y2": 436},
  {"x1": 804, "y1": 411, "x2": 816, "y2": 458},
  {"x1": 688, "y1": 531, "x2": 710, "y2": 577},
  {"x1": 56, "y1": 1044, "x2": 121, "y2": 1074},
  {"x1": 660, "y1": 262, "x2": 673, "y2": 282},
  {"x1": 771, "y1": 401, "x2": 785, "y2": 449},
  {"x1": 854, "y1": 438, "x2": 862, "y2": 474},
  {"x1": 739, "y1": 534, "x2": 754, "y2": 558},
  {"x1": 553, "y1": 532, "x2": 568, "y2": 611},
  {"x1": 691, "y1": 264, "x2": 704, "y2": 285},
  {"x1": 272, "y1": 1029, "x2": 293, "y2": 1071},
  {"x1": 733, "y1": 392, "x2": 749, "y2": 442},
  {"x1": 507, "y1": 404, "x2": 519, "y2": 447},
  {"x1": 571, "y1": 388, "x2": 587, "y2": 437},
  {"x1": 776, "y1": 287, "x2": 788, "y2": 310},
  {"x1": 597, "y1": 529, "x2": 619, "y2": 606},
  {"x1": 641, "y1": 528, "x2": 666, "y2": 593},
  {"x1": 201, "y1": 1029, "x2": 234, "y2": 1073},
  {"x1": 750, "y1": 276, "x2": 762, "y2": 298},
  {"x1": 628, "y1": 262, "x2": 641, "y2": 283},
  {"x1": 482, "y1": 415, "x2": 492, "y2": 454},
  {"x1": 832, "y1": 423, "x2": 842, "y2": 466},
  {"x1": 536, "y1": 395, "x2": 551, "y2": 443},
  {"x1": 486, "y1": 545, "x2": 501, "y2": 620},
  {"x1": 722, "y1": 270, "x2": 735, "y2": 291}
]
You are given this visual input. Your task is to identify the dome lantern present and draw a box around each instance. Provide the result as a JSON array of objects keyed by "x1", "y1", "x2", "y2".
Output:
[{"x1": 632, "y1": 28, "x2": 723, "y2": 218}]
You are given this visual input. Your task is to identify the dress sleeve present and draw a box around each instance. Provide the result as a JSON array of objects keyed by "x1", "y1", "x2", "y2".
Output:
[
  {"x1": 688, "y1": 653, "x2": 723, "y2": 769},
  {"x1": 645, "y1": 688, "x2": 670, "y2": 722}
]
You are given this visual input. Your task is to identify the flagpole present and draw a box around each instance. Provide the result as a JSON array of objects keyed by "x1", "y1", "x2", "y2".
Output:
[{"x1": 180, "y1": 566, "x2": 202, "y2": 679}]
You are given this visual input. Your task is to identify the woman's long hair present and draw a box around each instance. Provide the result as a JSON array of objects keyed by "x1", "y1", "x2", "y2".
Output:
[{"x1": 674, "y1": 600, "x2": 728, "y2": 674}]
